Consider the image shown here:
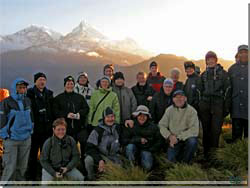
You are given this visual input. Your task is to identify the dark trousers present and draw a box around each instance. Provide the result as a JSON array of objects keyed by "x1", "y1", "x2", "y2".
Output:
[
  {"x1": 167, "y1": 137, "x2": 198, "y2": 164},
  {"x1": 26, "y1": 133, "x2": 49, "y2": 180},
  {"x1": 232, "y1": 118, "x2": 248, "y2": 141},
  {"x1": 199, "y1": 101, "x2": 224, "y2": 158}
]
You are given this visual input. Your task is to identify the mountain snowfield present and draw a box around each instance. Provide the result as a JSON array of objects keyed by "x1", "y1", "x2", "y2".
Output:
[{"x1": 0, "y1": 20, "x2": 153, "y2": 59}]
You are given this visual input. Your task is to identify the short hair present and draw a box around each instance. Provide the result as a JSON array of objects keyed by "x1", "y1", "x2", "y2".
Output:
[
  {"x1": 136, "y1": 72, "x2": 147, "y2": 78},
  {"x1": 170, "y1": 67, "x2": 181, "y2": 76},
  {"x1": 52, "y1": 118, "x2": 67, "y2": 129}
]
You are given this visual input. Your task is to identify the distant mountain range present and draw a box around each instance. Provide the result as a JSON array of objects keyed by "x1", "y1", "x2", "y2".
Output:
[
  {"x1": 0, "y1": 20, "x2": 234, "y2": 94},
  {"x1": 0, "y1": 20, "x2": 153, "y2": 64}
]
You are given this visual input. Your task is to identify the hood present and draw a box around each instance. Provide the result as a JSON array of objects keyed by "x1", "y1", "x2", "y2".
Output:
[
  {"x1": 10, "y1": 78, "x2": 29, "y2": 101},
  {"x1": 148, "y1": 72, "x2": 163, "y2": 78}
]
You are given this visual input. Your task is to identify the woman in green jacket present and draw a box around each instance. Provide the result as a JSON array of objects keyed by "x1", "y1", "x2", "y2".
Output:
[{"x1": 88, "y1": 76, "x2": 120, "y2": 128}]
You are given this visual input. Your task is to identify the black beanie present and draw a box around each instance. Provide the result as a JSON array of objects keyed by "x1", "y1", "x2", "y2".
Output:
[
  {"x1": 103, "y1": 107, "x2": 114, "y2": 118},
  {"x1": 113, "y1": 72, "x2": 125, "y2": 81},
  {"x1": 64, "y1": 76, "x2": 75, "y2": 86},
  {"x1": 149, "y1": 61, "x2": 158, "y2": 68},
  {"x1": 34, "y1": 72, "x2": 47, "y2": 83},
  {"x1": 184, "y1": 61, "x2": 195, "y2": 70}
]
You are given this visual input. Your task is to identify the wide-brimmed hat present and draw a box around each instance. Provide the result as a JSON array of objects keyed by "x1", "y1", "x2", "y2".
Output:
[{"x1": 132, "y1": 105, "x2": 151, "y2": 118}]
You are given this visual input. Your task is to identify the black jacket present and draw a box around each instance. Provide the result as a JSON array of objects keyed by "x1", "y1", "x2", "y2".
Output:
[
  {"x1": 131, "y1": 83, "x2": 155, "y2": 107},
  {"x1": 27, "y1": 86, "x2": 54, "y2": 135},
  {"x1": 173, "y1": 81, "x2": 184, "y2": 92},
  {"x1": 200, "y1": 64, "x2": 231, "y2": 116},
  {"x1": 121, "y1": 119, "x2": 163, "y2": 153},
  {"x1": 53, "y1": 91, "x2": 89, "y2": 138},
  {"x1": 183, "y1": 73, "x2": 202, "y2": 112},
  {"x1": 228, "y1": 61, "x2": 248, "y2": 120},
  {"x1": 149, "y1": 87, "x2": 173, "y2": 123}
]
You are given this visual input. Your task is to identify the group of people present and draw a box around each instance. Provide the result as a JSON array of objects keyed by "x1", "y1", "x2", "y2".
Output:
[{"x1": 0, "y1": 44, "x2": 248, "y2": 181}]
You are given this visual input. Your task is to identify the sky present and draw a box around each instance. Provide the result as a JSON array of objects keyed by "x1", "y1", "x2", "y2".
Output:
[{"x1": 0, "y1": 0, "x2": 249, "y2": 60}]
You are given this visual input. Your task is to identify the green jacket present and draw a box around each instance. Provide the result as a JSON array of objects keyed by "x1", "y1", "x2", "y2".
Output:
[
  {"x1": 158, "y1": 104, "x2": 199, "y2": 141},
  {"x1": 88, "y1": 87, "x2": 120, "y2": 126},
  {"x1": 40, "y1": 135, "x2": 80, "y2": 177}
]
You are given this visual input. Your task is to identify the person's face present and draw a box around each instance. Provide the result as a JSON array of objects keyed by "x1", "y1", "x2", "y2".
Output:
[
  {"x1": 173, "y1": 95, "x2": 187, "y2": 108},
  {"x1": 53, "y1": 124, "x2": 66, "y2": 139},
  {"x1": 104, "y1": 68, "x2": 113, "y2": 78},
  {"x1": 150, "y1": 66, "x2": 158, "y2": 75},
  {"x1": 171, "y1": 72, "x2": 179, "y2": 83},
  {"x1": 104, "y1": 114, "x2": 115, "y2": 126},
  {"x1": 35, "y1": 77, "x2": 46, "y2": 90},
  {"x1": 100, "y1": 79, "x2": 109, "y2": 89},
  {"x1": 238, "y1": 50, "x2": 248, "y2": 63},
  {"x1": 115, "y1": 78, "x2": 124, "y2": 87},
  {"x1": 206, "y1": 57, "x2": 217, "y2": 68},
  {"x1": 137, "y1": 74, "x2": 146, "y2": 85},
  {"x1": 163, "y1": 85, "x2": 173, "y2": 95},
  {"x1": 16, "y1": 84, "x2": 27, "y2": 94},
  {"x1": 65, "y1": 81, "x2": 74, "y2": 93},
  {"x1": 185, "y1": 67, "x2": 195, "y2": 76},
  {"x1": 78, "y1": 75, "x2": 88, "y2": 85},
  {"x1": 137, "y1": 114, "x2": 148, "y2": 125}
]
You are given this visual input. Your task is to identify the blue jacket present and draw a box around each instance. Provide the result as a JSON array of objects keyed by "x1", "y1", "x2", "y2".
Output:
[{"x1": 0, "y1": 78, "x2": 33, "y2": 140}]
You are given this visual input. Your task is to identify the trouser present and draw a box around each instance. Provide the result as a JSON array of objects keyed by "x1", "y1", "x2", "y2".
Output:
[
  {"x1": 26, "y1": 133, "x2": 49, "y2": 180},
  {"x1": 125, "y1": 144, "x2": 153, "y2": 171},
  {"x1": 232, "y1": 118, "x2": 248, "y2": 141},
  {"x1": 167, "y1": 137, "x2": 198, "y2": 164},
  {"x1": 1, "y1": 137, "x2": 31, "y2": 181},
  {"x1": 41, "y1": 168, "x2": 84, "y2": 181},
  {"x1": 199, "y1": 101, "x2": 224, "y2": 158},
  {"x1": 84, "y1": 154, "x2": 121, "y2": 180}
]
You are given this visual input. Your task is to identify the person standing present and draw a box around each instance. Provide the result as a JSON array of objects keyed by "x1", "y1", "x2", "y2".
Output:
[
  {"x1": 170, "y1": 68, "x2": 183, "y2": 92},
  {"x1": 199, "y1": 51, "x2": 231, "y2": 159},
  {"x1": 53, "y1": 76, "x2": 89, "y2": 161},
  {"x1": 74, "y1": 72, "x2": 94, "y2": 105},
  {"x1": 112, "y1": 72, "x2": 137, "y2": 124},
  {"x1": 131, "y1": 72, "x2": 155, "y2": 107},
  {"x1": 228, "y1": 45, "x2": 248, "y2": 141},
  {"x1": 146, "y1": 61, "x2": 165, "y2": 93},
  {"x1": 0, "y1": 78, "x2": 33, "y2": 181},
  {"x1": 88, "y1": 76, "x2": 120, "y2": 128},
  {"x1": 26, "y1": 72, "x2": 54, "y2": 180},
  {"x1": 149, "y1": 78, "x2": 174, "y2": 124},
  {"x1": 183, "y1": 62, "x2": 202, "y2": 113}
]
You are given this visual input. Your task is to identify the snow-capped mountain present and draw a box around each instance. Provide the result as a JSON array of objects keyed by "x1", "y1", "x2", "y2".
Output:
[
  {"x1": 0, "y1": 20, "x2": 153, "y2": 58},
  {"x1": 0, "y1": 25, "x2": 63, "y2": 53}
]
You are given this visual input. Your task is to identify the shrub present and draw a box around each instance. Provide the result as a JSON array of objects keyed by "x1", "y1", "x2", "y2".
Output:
[{"x1": 165, "y1": 163, "x2": 208, "y2": 181}]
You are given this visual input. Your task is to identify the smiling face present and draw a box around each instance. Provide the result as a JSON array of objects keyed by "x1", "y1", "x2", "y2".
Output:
[
  {"x1": 104, "y1": 68, "x2": 113, "y2": 78},
  {"x1": 78, "y1": 75, "x2": 88, "y2": 86},
  {"x1": 206, "y1": 57, "x2": 217, "y2": 68},
  {"x1": 137, "y1": 113, "x2": 148, "y2": 125},
  {"x1": 115, "y1": 78, "x2": 124, "y2": 87},
  {"x1": 163, "y1": 85, "x2": 173, "y2": 95},
  {"x1": 53, "y1": 124, "x2": 66, "y2": 139},
  {"x1": 104, "y1": 114, "x2": 115, "y2": 126},
  {"x1": 185, "y1": 67, "x2": 195, "y2": 76},
  {"x1": 35, "y1": 77, "x2": 47, "y2": 90},
  {"x1": 65, "y1": 81, "x2": 74, "y2": 93},
  {"x1": 173, "y1": 94, "x2": 187, "y2": 108},
  {"x1": 100, "y1": 79, "x2": 109, "y2": 89}
]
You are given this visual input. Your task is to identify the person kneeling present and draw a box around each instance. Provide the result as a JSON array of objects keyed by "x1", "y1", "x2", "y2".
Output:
[
  {"x1": 159, "y1": 90, "x2": 199, "y2": 164},
  {"x1": 122, "y1": 105, "x2": 163, "y2": 171},
  {"x1": 40, "y1": 118, "x2": 84, "y2": 181},
  {"x1": 84, "y1": 107, "x2": 122, "y2": 180}
]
